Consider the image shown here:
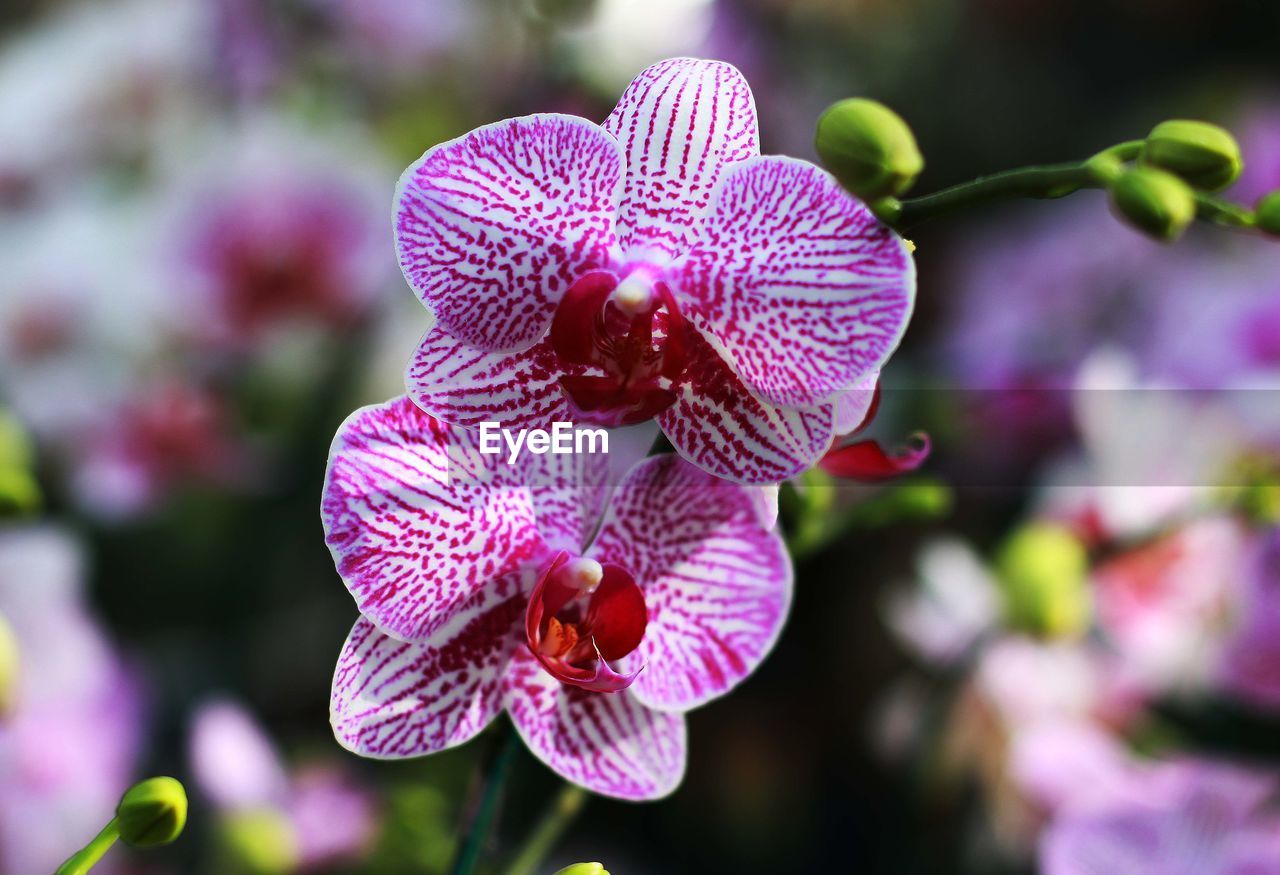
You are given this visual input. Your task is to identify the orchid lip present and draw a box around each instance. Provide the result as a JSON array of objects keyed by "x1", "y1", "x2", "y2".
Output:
[
  {"x1": 525, "y1": 551, "x2": 648, "y2": 693},
  {"x1": 549, "y1": 270, "x2": 690, "y2": 427}
]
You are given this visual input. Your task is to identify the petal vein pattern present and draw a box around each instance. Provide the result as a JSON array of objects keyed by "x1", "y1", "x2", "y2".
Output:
[
  {"x1": 505, "y1": 651, "x2": 687, "y2": 800},
  {"x1": 407, "y1": 325, "x2": 575, "y2": 429},
  {"x1": 331, "y1": 589, "x2": 524, "y2": 758},
  {"x1": 658, "y1": 327, "x2": 836, "y2": 483},
  {"x1": 322, "y1": 398, "x2": 545, "y2": 643},
  {"x1": 676, "y1": 157, "x2": 915, "y2": 410},
  {"x1": 589, "y1": 455, "x2": 793, "y2": 711},
  {"x1": 603, "y1": 58, "x2": 760, "y2": 264},
  {"x1": 396, "y1": 114, "x2": 625, "y2": 352}
]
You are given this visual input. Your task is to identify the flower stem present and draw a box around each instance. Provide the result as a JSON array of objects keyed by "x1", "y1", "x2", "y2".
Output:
[
  {"x1": 887, "y1": 140, "x2": 1144, "y2": 229},
  {"x1": 55, "y1": 819, "x2": 121, "y2": 875},
  {"x1": 449, "y1": 723, "x2": 522, "y2": 875},
  {"x1": 502, "y1": 783, "x2": 589, "y2": 875}
]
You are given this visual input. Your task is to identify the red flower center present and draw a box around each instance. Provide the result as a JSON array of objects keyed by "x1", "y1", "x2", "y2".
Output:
[
  {"x1": 549, "y1": 269, "x2": 689, "y2": 427},
  {"x1": 525, "y1": 551, "x2": 648, "y2": 692}
]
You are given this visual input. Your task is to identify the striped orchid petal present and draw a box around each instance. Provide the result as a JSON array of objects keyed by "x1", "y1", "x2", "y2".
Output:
[
  {"x1": 833, "y1": 370, "x2": 880, "y2": 435},
  {"x1": 603, "y1": 58, "x2": 759, "y2": 265},
  {"x1": 658, "y1": 327, "x2": 836, "y2": 484},
  {"x1": 406, "y1": 325, "x2": 575, "y2": 430},
  {"x1": 504, "y1": 650, "x2": 686, "y2": 800},
  {"x1": 588, "y1": 455, "x2": 793, "y2": 711},
  {"x1": 395, "y1": 114, "x2": 624, "y2": 352},
  {"x1": 331, "y1": 586, "x2": 525, "y2": 758},
  {"x1": 322, "y1": 397, "x2": 546, "y2": 643},
  {"x1": 675, "y1": 157, "x2": 915, "y2": 410},
  {"x1": 521, "y1": 447, "x2": 611, "y2": 555}
]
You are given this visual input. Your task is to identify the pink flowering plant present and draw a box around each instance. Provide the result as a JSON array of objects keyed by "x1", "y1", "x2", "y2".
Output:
[
  {"x1": 324, "y1": 397, "x2": 790, "y2": 800},
  {"x1": 397, "y1": 58, "x2": 916, "y2": 484}
]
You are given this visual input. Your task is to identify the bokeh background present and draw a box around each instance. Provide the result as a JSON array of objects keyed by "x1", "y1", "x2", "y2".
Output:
[{"x1": 2, "y1": 0, "x2": 1279, "y2": 873}]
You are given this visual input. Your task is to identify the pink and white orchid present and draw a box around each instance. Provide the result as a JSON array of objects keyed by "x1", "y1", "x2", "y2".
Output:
[
  {"x1": 397, "y1": 57, "x2": 915, "y2": 485},
  {"x1": 323, "y1": 397, "x2": 791, "y2": 799}
]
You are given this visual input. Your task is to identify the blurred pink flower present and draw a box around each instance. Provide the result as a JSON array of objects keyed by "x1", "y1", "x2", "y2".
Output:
[
  {"x1": 0, "y1": 527, "x2": 143, "y2": 875},
  {"x1": 1218, "y1": 528, "x2": 1280, "y2": 711},
  {"x1": 189, "y1": 698, "x2": 378, "y2": 869},
  {"x1": 1041, "y1": 760, "x2": 1280, "y2": 875},
  {"x1": 1091, "y1": 517, "x2": 1244, "y2": 696},
  {"x1": 398, "y1": 58, "x2": 914, "y2": 484},
  {"x1": 72, "y1": 380, "x2": 251, "y2": 520},
  {"x1": 1230, "y1": 99, "x2": 1280, "y2": 206},
  {"x1": 182, "y1": 171, "x2": 388, "y2": 346},
  {"x1": 324, "y1": 398, "x2": 791, "y2": 799},
  {"x1": 319, "y1": 0, "x2": 472, "y2": 74}
]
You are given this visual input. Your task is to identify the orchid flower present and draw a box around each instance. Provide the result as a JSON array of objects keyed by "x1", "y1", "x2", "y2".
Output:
[
  {"x1": 397, "y1": 57, "x2": 915, "y2": 485},
  {"x1": 323, "y1": 397, "x2": 791, "y2": 799},
  {"x1": 1041, "y1": 761, "x2": 1280, "y2": 875},
  {"x1": 0, "y1": 526, "x2": 142, "y2": 875}
]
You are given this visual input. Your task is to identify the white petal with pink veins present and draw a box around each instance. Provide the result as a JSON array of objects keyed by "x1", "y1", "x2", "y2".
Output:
[
  {"x1": 406, "y1": 325, "x2": 574, "y2": 430},
  {"x1": 322, "y1": 397, "x2": 546, "y2": 643},
  {"x1": 395, "y1": 114, "x2": 624, "y2": 352},
  {"x1": 659, "y1": 327, "x2": 836, "y2": 484},
  {"x1": 833, "y1": 370, "x2": 880, "y2": 435},
  {"x1": 504, "y1": 651, "x2": 686, "y2": 800},
  {"x1": 588, "y1": 455, "x2": 793, "y2": 712},
  {"x1": 521, "y1": 446, "x2": 611, "y2": 555},
  {"x1": 331, "y1": 591, "x2": 524, "y2": 758},
  {"x1": 603, "y1": 58, "x2": 759, "y2": 264},
  {"x1": 676, "y1": 156, "x2": 914, "y2": 410}
]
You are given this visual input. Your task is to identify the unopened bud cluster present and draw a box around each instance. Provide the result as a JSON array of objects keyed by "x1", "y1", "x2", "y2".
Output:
[{"x1": 1109, "y1": 119, "x2": 1243, "y2": 241}]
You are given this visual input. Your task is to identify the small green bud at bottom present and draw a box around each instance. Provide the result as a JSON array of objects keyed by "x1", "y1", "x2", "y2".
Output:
[
  {"x1": 117, "y1": 777, "x2": 188, "y2": 847},
  {"x1": 1256, "y1": 191, "x2": 1280, "y2": 236},
  {"x1": 1109, "y1": 166, "x2": 1196, "y2": 242},
  {"x1": 816, "y1": 98, "x2": 924, "y2": 202},
  {"x1": 1142, "y1": 119, "x2": 1242, "y2": 192},
  {"x1": 555, "y1": 864, "x2": 610, "y2": 875},
  {"x1": 219, "y1": 809, "x2": 301, "y2": 875},
  {"x1": 0, "y1": 612, "x2": 17, "y2": 718},
  {"x1": 996, "y1": 523, "x2": 1091, "y2": 639}
]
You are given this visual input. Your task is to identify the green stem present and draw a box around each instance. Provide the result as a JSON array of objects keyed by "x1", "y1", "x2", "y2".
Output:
[
  {"x1": 1195, "y1": 192, "x2": 1256, "y2": 228},
  {"x1": 449, "y1": 725, "x2": 522, "y2": 875},
  {"x1": 887, "y1": 141, "x2": 1144, "y2": 229},
  {"x1": 55, "y1": 819, "x2": 121, "y2": 875},
  {"x1": 502, "y1": 783, "x2": 590, "y2": 875}
]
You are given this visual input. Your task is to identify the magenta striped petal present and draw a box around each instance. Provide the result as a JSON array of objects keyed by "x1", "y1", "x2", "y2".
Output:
[
  {"x1": 331, "y1": 586, "x2": 524, "y2": 758},
  {"x1": 603, "y1": 58, "x2": 759, "y2": 264},
  {"x1": 587, "y1": 455, "x2": 793, "y2": 711},
  {"x1": 322, "y1": 397, "x2": 546, "y2": 643},
  {"x1": 833, "y1": 370, "x2": 880, "y2": 435},
  {"x1": 395, "y1": 114, "x2": 624, "y2": 352},
  {"x1": 504, "y1": 650, "x2": 686, "y2": 800},
  {"x1": 522, "y1": 448, "x2": 611, "y2": 554},
  {"x1": 658, "y1": 327, "x2": 836, "y2": 484},
  {"x1": 675, "y1": 157, "x2": 915, "y2": 410},
  {"x1": 406, "y1": 325, "x2": 575, "y2": 430}
]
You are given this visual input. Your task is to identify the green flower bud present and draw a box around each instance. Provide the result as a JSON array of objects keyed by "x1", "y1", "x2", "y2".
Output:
[
  {"x1": 0, "y1": 612, "x2": 17, "y2": 718},
  {"x1": 0, "y1": 411, "x2": 33, "y2": 471},
  {"x1": 816, "y1": 98, "x2": 923, "y2": 201},
  {"x1": 218, "y1": 809, "x2": 300, "y2": 875},
  {"x1": 116, "y1": 777, "x2": 188, "y2": 848},
  {"x1": 1142, "y1": 119, "x2": 1242, "y2": 192},
  {"x1": 1108, "y1": 166, "x2": 1196, "y2": 242},
  {"x1": 995, "y1": 523, "x2": 1091, "y2": 639},
  {"x1": 1256, "y1": 190, "x2": 1280, "y2": 236},
  {"x1": 554, "y1": 864, "x2": 610, "y2": 875}
]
